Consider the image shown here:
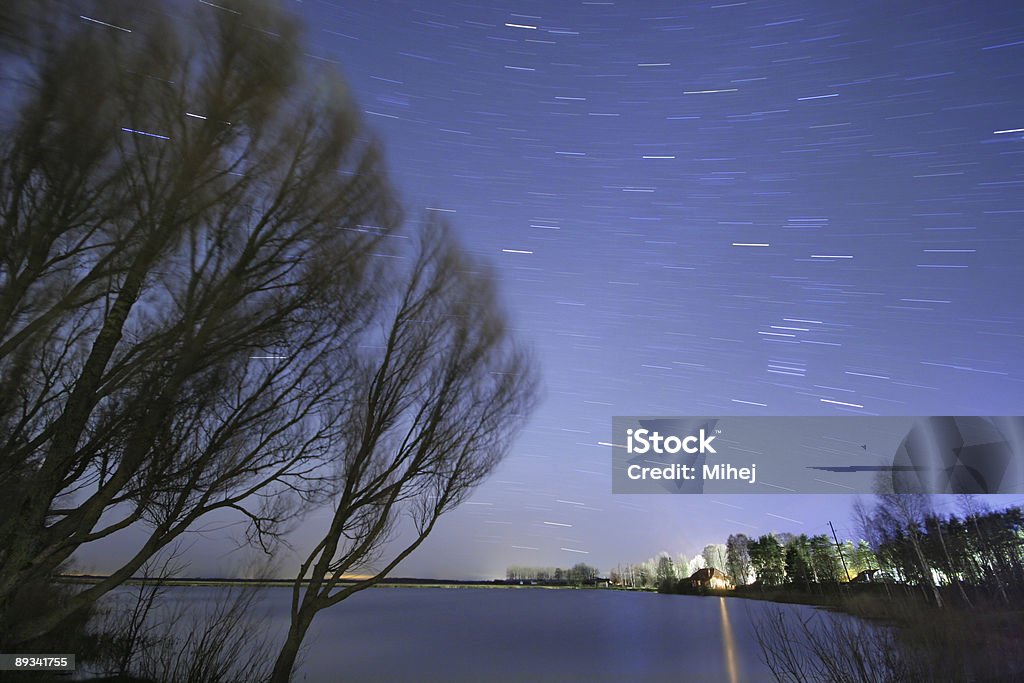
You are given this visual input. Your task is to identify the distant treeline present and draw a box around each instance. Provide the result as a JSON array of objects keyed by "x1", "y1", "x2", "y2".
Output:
[
  {"x1": 60, "y1": 575, "x2": 504, "y2": 587},
  {"x1": 505, "y1": 563, "x2": 600, "y2": 585}
]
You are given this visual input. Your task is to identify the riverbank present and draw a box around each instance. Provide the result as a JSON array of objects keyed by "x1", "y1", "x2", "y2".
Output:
[{"x1": 714, "y1": 584, "x2": 1024, "y2": 681}]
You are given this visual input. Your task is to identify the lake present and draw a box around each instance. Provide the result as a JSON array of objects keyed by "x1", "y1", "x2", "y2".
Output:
[{"x1": 128, "y1": 585, "x2": 840, "y2": 682}]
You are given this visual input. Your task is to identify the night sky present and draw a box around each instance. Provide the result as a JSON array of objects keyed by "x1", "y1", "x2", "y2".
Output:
[{"x1": 78, "y1": 0, "x2": 1024, "y2": 578}]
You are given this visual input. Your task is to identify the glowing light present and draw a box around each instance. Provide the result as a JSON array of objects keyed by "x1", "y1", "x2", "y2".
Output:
[{"x1": 719, "y1": 597, "x2": 740, "y2": 683}]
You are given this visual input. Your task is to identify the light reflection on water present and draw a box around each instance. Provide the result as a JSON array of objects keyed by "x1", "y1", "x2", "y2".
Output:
[{"x1": 719, "y1": 596, "x2": 740, "y2": 683}]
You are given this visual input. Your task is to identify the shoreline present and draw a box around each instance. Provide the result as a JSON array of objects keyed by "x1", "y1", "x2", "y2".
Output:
[{"x1": 57, "y1": 575, "x2": 622, "y2": 590}]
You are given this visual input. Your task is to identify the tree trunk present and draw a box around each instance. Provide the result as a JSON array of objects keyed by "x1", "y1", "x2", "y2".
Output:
[
  {"x1": 932, "y1": 518, "x2": 972, "y2": 608},
  {"x1": 909, "y1": 533, "x2": 943, "y2": 608},
  {"x1": 270, "y1": 610, "x2": 315, "y2": 683},
  {"x1": 972, "y1": 515, "x2": 1010, "y2": 605}
]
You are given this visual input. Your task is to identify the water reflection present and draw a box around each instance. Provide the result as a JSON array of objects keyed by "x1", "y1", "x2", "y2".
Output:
[
  {"x1": 719, "y1": 596, "x2": 740, "y2": 683},
  {"x1": 108, "y1": 586, "x2": 840, "y2": 681}
]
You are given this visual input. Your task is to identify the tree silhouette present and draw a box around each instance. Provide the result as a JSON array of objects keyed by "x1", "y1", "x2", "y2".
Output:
[
  {"x1": 0, "y1": 0, "x2": 536, "y2": 656},
  {"x1": 270, "y1": 225, "x2": 535, "y2": 680}
]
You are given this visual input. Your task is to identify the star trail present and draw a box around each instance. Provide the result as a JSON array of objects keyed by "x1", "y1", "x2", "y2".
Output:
[{"x1": 290, "y1": 0, "x2": 1024, "y2": 578}]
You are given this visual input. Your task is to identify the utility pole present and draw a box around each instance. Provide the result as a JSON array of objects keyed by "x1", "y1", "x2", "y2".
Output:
[{"x1": 829, "y1": 521, "x2": 852, "y2": 583}]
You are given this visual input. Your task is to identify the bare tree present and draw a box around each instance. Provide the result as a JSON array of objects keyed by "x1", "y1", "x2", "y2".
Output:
[
  {"x1": 97, "y1": 545, "x2": 189, "y2": 678},
  {"x1": 120, "y1": 581, "x2": 276, "y2": 683},
  {"x1": 958, "y1": 494, "x2": 1010, "y2": 604},
  {"x1": 702, "y1": 543, "x2": 728, "y2": 574},
  {"x1": 1, "y1": 0, "x2": 533, "y2": 649},
  {"x1": 753, "y1": 606, "x2": 912, "y2": 683},
  {"x1": 655, "y1": 553, "x2": 676, "y2": 587},
  {"x1": 726, "y1": 534, "x2": 753, "y2": 586},
  {"x1": 269, "y1": 226, "x2": 536, "y2": 681},
  {"x1": 856, "y1": 484, "x2": 943, "y2": 608}
]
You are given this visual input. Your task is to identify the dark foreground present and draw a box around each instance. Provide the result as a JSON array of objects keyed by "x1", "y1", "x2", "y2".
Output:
[{"x1": 701, "y1": 584, "x2": 1024, "y2": 682}]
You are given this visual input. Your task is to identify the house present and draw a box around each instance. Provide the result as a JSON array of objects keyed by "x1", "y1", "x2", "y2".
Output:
[
  {"x1": 687, "y1": 567, "x2": 732, "y2": 590},
  {"x1": 850, "y1": 568, "x2": 895, "y2": 584}
]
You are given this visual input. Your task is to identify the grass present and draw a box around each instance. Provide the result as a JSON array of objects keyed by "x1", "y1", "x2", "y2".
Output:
[{"x1": 723, "y1": 584, "x2": 1024, "y2": 682}]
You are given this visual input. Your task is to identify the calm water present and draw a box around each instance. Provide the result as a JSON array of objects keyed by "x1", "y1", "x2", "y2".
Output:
[{"x1": 136, "y1": 586, "x2": 839, "y2": 682}]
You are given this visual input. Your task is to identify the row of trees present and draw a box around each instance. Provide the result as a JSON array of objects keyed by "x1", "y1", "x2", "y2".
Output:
[
  {"x1": 0, "y1": 1, "x2": 535, "y2": 680},
  {"x1": 855, "y1": 494, "x2": 1024, "y2": 607},
  {"x1": 617, "y1": 536, "x2": 864, "y2": 593},
  {"x1": 631, "y1": 494, "x2": 1024, "y2": 607},
  {"x1": 505, "y1": 564, "x2": 599, "y2": 586},
  {"x1": 725, "y1": 533, "x2": 874, "y2": 589},
  {"x1": 610, "y1": 545, "x2": 728, "y2": 589}
]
